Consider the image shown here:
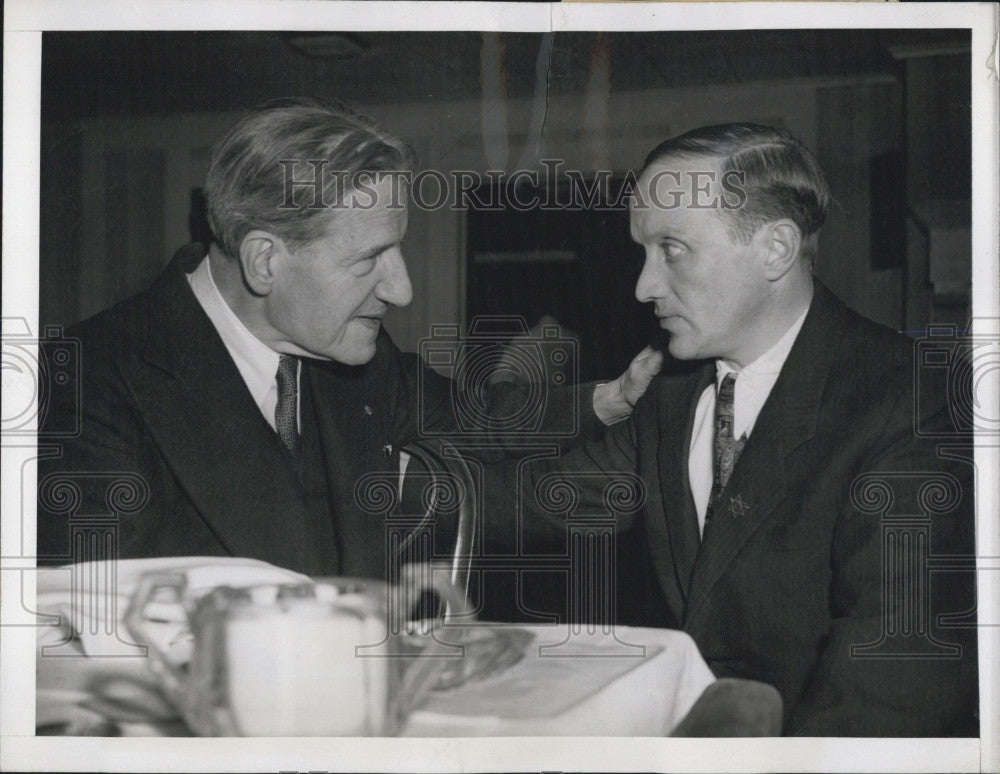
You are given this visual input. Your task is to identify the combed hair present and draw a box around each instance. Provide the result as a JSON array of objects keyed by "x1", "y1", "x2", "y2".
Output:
[
  {"x1": 641, "y1": 124, "x2": 831, "y2": 259},
  {"x1": 205, "y1": 97, "x2": 415, "y2": 258}
]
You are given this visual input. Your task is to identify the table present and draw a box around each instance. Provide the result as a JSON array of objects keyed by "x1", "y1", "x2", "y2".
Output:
[{"x1": 34, "y1": 558, "x2": 719, "y2": 737}]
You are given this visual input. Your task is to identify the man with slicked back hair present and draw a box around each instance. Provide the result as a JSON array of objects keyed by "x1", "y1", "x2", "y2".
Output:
[{"x1": 525, "y1": 123, "x2": 977, "y2": 736}]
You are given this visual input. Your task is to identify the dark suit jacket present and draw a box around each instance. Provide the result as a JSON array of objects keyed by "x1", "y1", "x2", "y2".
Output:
[
  {"x1": 527, "y1": 281, "x2": 978, "y2": 736},
  {"x1": 37, "y1": 247, "x2": 594, "y2": 580}
]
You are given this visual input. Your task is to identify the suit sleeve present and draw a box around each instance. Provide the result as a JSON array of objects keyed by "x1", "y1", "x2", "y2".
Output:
[
  {"x1": 389, "y1": 335, "x2": 610, "y2": 450},
  {"x1": 785, "y1": 378, "x2": 978, "y2": 736},
  {"x1": 512, "y1": 398, "x2": 646, "y2": 541},
  {"x1": 383, "y1": 329, "x2": 646, "y2": 533}
]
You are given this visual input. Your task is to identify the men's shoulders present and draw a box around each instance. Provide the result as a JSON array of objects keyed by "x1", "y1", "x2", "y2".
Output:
[
  {"x1": 841, "y1": 307, "x2": 925, "y2": 400},
  {"x1": 836, "y1": 299, "x2": 911, "y2": 357},
  {"x1": 805, "y1": 283, "x2": 964, "y2": 450},
  {"x1": 61, "y1": 288, "x2": 155, "y2": 371},
  {"x1": 53, "y1": 249, "x2": 215, "y2": 411},
  {"x1": 64, "y1": 250, "x2": 194, "y2": 352},
  {"x1": 802, "y1": 281, "x2": 915, "y2": 386},
  {"x1": 67, "y1": 289, "x2": 149, "y2": 350}
]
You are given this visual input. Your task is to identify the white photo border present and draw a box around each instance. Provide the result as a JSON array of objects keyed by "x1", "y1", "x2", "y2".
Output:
[{"x1": 3, "y1": 2, "x2": 997, "y2": 772}]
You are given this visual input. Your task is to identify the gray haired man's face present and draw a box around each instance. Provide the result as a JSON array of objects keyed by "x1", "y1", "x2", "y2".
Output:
[{"x1": 264, "y1": 177, "x2": 412, "y2": 365}]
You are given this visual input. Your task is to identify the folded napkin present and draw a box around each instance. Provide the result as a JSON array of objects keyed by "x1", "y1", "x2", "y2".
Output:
[
  {"x1": 36, "y1": 557, "x2": 311, "y2": 734},
  {"x1": 37, "y1": 556, "x2": 310, "y2": 657}
]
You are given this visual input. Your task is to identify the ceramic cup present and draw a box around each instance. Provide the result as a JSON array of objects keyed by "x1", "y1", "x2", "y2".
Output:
[{"x1": 124, "y1": 566, "x2": 470, "y2": 736}]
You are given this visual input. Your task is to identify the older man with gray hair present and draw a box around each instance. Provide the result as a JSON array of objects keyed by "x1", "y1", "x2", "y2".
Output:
[{"x1": 38, "y1": 97, "x2": 655, "y2": 579}]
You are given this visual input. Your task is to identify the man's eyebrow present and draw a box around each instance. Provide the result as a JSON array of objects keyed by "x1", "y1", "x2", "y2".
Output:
[
  {"x1": 636, "y1": 225, "x2": 677, "y2": 241},
  {"x1": 353, "y1": 243, "x2": 394, "y2": 262}
]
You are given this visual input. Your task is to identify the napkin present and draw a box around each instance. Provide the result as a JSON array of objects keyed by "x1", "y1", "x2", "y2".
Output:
[
  {"x1": 36, "y1": 557, "x2": 310, "y2": 734},
  {"x1": 37, "y1": 557, "x2": 310, "y2": 655}
]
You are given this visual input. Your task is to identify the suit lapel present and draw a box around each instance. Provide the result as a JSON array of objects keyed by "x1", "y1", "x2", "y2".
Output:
[
  {"x1": 684, "y1": 281, "x2": 844, "y2": 627},
  {"x1": 647, "y1": 361, "x2": 714, "y2": 620},
  {"x1": 305, "y1": 358, "x2": 390, "y2": 579},
  {"x1": 119, "y1": 256, "x2": 316, "y2": 570}
]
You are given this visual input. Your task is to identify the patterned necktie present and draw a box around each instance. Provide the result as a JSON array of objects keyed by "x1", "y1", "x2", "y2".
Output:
[
  {"x1": 275, "y1": 354, "x2": 300, "y2": 457},
  {"x1": 706, "y1": 372, "x2": 747, "y2": 525}
]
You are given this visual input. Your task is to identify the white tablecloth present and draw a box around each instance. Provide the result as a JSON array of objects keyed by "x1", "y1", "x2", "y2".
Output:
[{"x1": 35, "y1": 558, "x2": 715, "y2": 737}]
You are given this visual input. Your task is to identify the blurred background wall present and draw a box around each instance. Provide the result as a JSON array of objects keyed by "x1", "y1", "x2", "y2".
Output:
[{"x1": 40, "y1": 29, "x2": 971, "y2": 380}]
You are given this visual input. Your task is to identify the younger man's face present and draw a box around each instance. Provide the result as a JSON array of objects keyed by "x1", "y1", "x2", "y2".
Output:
[{"x1": 630, "y1": 154, "x2": 771, "y2": 368}]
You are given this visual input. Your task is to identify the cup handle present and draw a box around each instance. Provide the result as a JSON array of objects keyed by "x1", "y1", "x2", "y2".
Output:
[
  {"x1": 393, "y1": 563, "x2": 473, "y2": 724},
  {"x1": 397, "y1": 562, "x2": 472, "y2": 623},
  {"x1": 122, "y1": 572, "x2": 190, "y2": 703}
]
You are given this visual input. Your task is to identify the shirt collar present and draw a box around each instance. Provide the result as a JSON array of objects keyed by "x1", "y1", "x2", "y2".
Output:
[
  {"x1": 715, "y1": 305, "x2": 810, "y2": 438},
  {"x1": 188, "y1": 255, "x2": 280, "y2": 411},
  {"x1": 716, "y1": 307, "x2": 809, "y2": 381}
]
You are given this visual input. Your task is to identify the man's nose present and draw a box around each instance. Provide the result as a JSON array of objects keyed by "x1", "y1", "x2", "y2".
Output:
[
  {"x1": 634, "y1": 252, "x2": 663, "y2": 304},
  {"x1": 376, "y1": 249, "x2": 413, "y2": 308}
]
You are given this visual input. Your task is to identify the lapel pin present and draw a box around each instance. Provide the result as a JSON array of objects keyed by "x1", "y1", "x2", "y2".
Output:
[
  {"x1": 364, "y1": 404, "x2": 374, "y2": 416},
  {"x1": 382, "y1": 444, "x2": 393, "y2": 457},
  {"x1": 729, "y1": 494, "x2": 749, "y2": 520}
]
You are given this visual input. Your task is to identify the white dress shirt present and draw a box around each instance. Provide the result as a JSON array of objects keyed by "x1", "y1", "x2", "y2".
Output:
[
  {"x1": 688, "y1": 308, "x2": 810, "y2": 534},
  {"x1": 187, "y1": 255, "x2": 298, "y2": 432},
  {"x1": 188, "y1": 255, "x2": 409, "y2": 492}
]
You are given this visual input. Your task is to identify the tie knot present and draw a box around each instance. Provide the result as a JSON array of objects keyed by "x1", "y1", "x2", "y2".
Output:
[
  {"x1": 718, "y1": 372, "x2": 737, "y2": 405},
  {"x1": 277, "y1": 354, "x2": 298, "y2": 386},
  {"x1": 275, "y1": 355, "x2": 300, "y2": 457}
]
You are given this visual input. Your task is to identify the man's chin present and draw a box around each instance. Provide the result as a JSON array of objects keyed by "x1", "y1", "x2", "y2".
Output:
[
  {"x1": 328, "y1": 334, "x2": 379, "y2": 366},
  {"x1": 329, "y1": 346, "x2": 377, "y2": 366},
  {"x1": 667, "y1": 337, "x2": 697, "y2": 361}
]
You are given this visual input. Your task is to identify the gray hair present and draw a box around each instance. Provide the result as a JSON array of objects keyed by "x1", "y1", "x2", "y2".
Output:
[{"x1": 205, "y1": 97, "x2": 415, "y2": 258}]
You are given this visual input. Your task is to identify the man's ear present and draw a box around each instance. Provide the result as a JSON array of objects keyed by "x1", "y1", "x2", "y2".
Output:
[
  {"x1": 238, "y1": 230, "x2": 282, "y2": 295},
  {"x1": 760, "y1": 220, "x2": 802, "y2": 281}
]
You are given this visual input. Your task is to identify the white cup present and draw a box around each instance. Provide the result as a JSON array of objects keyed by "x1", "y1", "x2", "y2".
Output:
[{"x1": 125, "y1": 568, "x2": 468, "y2": 735}]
